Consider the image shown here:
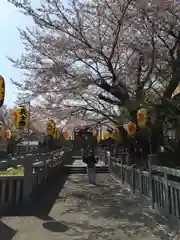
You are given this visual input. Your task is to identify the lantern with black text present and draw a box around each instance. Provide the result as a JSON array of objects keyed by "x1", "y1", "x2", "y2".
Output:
[
  {"x1": 137, "y1": 108, "x2": 147, "y2": 128},
  {"x1": 127, "y1": 122, "x2": 136, "y2": 136},
  {"x1": 0, "y1": 75, "x2": 5, "y2": 107},
  {"x1": 19, "y1": 105, "x2": 28, "y2": 128}
]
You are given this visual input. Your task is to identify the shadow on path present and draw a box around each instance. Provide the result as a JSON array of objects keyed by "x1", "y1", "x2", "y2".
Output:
[
  {"x1": 43, "y1": 220, "x2": 69, "y2": 233},
  {"x1": 0, "y1": 220, "x2": 17, "y2": 240},
  {"x1": 1, "y1": 173, "x2": 171, "y2": 239},
  {"x1": 57, "y1": 174, "x2": 170, "y2": 239}
]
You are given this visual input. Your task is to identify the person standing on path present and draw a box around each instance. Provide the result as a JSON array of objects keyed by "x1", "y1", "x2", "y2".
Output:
[{"x1": 82, "y1": 144, "x2": 97, "y2": 185}]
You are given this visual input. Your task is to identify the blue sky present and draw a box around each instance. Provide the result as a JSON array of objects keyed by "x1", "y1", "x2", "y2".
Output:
[{"x1": 0, "y1": 0, "x2": 33, "y2": 108}]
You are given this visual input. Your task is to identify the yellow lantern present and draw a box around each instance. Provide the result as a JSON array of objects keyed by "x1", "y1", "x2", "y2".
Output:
[
  {"x1": 53, "y1": 127, "x2": 56, "y2": 138},
  {"x1": 47, "y1": 119, "x2": 56, "y2": 136},
  {"x1": 6, "y1": 129, "x2": 12, "y2": 139},
  {"x1": 49, "y1": 119, "x2": 55, "y2": 127},
  {"x1": 13, "y1": 108, "x2": 21, "y2": 129},
  {"x1": 112, "y1": 128, "x2": 121, "y2": 140},
  {"x1": 97, "y1": 127, "x2": 102, "y2": 140},
  {"x1": 127, "y1": 122, "x2": 136, "y2": 136},
  {"x1": 103, "y1": 129, "x2": 112, "y2": 139},
  {"x1": 19, "y1": 105, "x2": 28, "y2": 128},
  {"x1": 0, "y1": 75, "x2": 5, "y2": 107},
  {"x1": 0, "y1": 125, "x2": 5, "y2": 138},
  {"x1": 97, "y1": 135, "x2": 101, "y2": 143},
  {"x1": 102, "y1": 131, "x2": 107, "y2": 140},
  {"x1": 137, "y1": 108, "x2": 147, "y2": 128},
  {"x1": 47, "y1": 125, "x2": 53, "y2": 136}
]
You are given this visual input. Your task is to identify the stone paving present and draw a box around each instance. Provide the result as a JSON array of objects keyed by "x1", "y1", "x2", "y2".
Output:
[
  {"x1": 0, "y1": 155, "x2": 172, "y2": 240},
  {"x1": 1, "y1": 170, "x2": 172, "y2": 240}
]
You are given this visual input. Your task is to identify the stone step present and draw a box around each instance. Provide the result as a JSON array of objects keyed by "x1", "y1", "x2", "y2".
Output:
[{"x1": 64, "y1": 166, "x2": 109, "y2": 174}]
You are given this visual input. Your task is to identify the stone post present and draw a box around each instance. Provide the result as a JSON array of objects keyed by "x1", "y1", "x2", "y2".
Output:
[{"x1": 23, "y1": 154, "x2": 34, "y2": 201}]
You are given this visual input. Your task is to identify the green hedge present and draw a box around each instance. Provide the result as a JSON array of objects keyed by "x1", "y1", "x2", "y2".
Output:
[{"x1": 0, "y1": 166, "x2": 24, "y2": 176}]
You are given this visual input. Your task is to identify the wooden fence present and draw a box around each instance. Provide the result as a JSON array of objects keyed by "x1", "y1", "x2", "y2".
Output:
[
  {"x1": 0, "y1": 148, "x2": 72, "y2": 212},
  {"x1": 101, "y1": 149, "x2": 180, "y2": 228}
]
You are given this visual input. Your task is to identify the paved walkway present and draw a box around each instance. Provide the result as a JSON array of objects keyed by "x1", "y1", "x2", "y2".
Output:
[{"x1": 1, "y1": 158, "x2": 171, "y2": 240}]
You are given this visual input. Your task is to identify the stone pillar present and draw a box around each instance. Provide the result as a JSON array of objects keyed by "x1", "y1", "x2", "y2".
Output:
[
  {"x1": 121, "y1": 152, "x2": 129, "y2": 165},
  {"x1": 7, "y1": 153, "x2": 12, "y2": 166},
  {"x1": 148, "y1": 154, "x2": 156, "y2": 208},
  {"x1": 23, "y1": 154, "x2": 34, "y2": 201}
]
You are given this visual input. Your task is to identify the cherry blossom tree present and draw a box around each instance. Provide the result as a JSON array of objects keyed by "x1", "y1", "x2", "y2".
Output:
[
  {"x1": 7, "y1": 0, "x2": 144, "y2": 123},
  {"x1": 7, "y1": 0, "x2": 180, "y2": 159}
]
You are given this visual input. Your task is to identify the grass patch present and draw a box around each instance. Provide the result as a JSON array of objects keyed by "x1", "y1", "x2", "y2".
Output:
[{"x1": 0, "y1": 166, "x2": 24, "y2": 176}]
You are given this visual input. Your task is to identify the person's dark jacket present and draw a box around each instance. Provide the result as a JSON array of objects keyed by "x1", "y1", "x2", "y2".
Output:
[{"x1": 82, "y1": 146, "x2": 97, "y2": 168}]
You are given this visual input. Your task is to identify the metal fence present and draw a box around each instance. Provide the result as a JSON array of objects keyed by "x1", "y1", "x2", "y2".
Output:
[{"x1": 102, "y1": 149, "x2": 180, "y2": 228}]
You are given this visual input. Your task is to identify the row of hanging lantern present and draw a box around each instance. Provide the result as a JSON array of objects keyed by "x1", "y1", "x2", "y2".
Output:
[
  {"x1": 46, "y1": 107, "x2": 150, "y2": 141},
  {"x1": 92, "y1": 125, "x2": 121, "y2": 142},
  {"x1": 46, "y1": 119, "x2": 74, "y2": 140},
  {"x1": 93, "y1": 107, "x2": 150, "y2": 140},
  {"x1": 127, "y1": 108, "x2": 148, "y2": 136}
]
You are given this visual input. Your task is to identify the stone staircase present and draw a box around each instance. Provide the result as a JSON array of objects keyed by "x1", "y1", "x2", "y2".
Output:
[
  {"x1": 64, "y1": 155, "x2": 109, "y2": 174},
  {"x1": 64, "y1": 165, "x2": 109, "y2": 174}
]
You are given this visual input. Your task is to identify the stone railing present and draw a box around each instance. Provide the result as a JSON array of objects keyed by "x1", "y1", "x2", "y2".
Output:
[{"x1": 0, "y1": 148, "x2": 71, "y2": 212}]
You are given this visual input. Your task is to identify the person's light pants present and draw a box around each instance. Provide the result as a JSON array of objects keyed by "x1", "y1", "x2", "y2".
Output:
[{"x1": 87, "y1": 167, "x2": 96, "y2": 184}]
